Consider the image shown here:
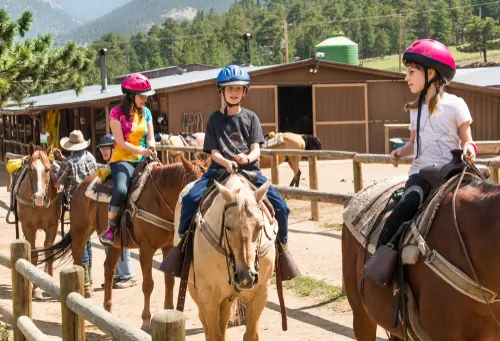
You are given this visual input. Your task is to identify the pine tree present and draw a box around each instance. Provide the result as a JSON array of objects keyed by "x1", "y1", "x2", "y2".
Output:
[
  {"x1": 461, "y1": 16, "x2": 499, "y2": 62},
  {"x1": 429, "y1": 0, "x2": 453, "y2": 44},
  {"x1": 0, "y1": 9, "x2": 93, "y2": 106}
]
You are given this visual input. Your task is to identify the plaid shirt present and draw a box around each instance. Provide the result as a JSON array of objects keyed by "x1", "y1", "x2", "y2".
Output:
[{"x1": 56, "y1": 150, "x2": 97, "y2": 201}]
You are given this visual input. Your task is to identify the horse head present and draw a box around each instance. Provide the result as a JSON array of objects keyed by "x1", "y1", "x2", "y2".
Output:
[
  {"x1": 26, "y1": 142, "x2": 58, "y2": 207},
  {"x1": 214, "y1": 176, "x2": 271, "y2": 290}
]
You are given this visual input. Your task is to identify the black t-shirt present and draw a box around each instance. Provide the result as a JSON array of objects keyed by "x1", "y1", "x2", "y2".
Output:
[{"x1": 204, "y1": 108, "x2": 265, "y2": 171}]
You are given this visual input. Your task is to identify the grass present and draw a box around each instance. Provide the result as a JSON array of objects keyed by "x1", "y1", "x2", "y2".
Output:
[
  {"x1": 0, "y1": 323, "x2": 10, "y2": 341},
  {"x1": 361, "y1": 45, "x2": 500, "y2": 71},
  {"x1": 273, "y1": 275, "x2": 345, "y2": 301},
  {"x1": 321, "y1": 222, "x2": 343, "y2": 231}
]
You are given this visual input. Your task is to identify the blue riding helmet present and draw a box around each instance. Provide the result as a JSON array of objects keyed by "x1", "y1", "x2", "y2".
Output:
[
  {"x1": 97, "y1": 134, "x2": 115, "y2": 148},
  {"x1": 216, "y1": 65, "x2": 250, "y2": 91}
]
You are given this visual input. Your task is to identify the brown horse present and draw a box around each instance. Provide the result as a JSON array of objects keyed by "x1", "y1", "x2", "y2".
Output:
[
  {"x1": 177, "y1": 174, "x2": 277, "y2": 340},
  {"x1": 342, "y1": 177, "x2": 500, "y2": 340},
  {"x1": 34, "y1": 157, "x2": 203, "y2": 328},
  {"x1": 16, "y1": 143, "x2": 61, "y2": 298},
  {"x1": 259, "y1": 132, "x2": 321, "y2": 187}
]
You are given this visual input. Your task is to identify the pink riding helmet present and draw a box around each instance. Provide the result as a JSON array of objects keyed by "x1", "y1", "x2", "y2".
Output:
[
  {"x1": 121, "y1": 73, "x2": 155, "y2": 96},
  {"x1": 403, "y1": 39, "x2": 456, "y2": 84}
]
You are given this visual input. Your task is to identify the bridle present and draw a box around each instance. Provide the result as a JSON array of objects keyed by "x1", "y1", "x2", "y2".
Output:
[
  {"x1": 219, "y1": 202, "x2": 263, "y2": 290},
  {"x1": 17, "y1": 156, "x2": 59, "y2": 209}
]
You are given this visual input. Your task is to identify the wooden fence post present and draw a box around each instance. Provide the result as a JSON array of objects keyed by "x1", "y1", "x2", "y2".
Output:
[
  {"x1": 11, "y1": 240, "x2": 31, "y2": 341},
  {"x1": 151, "y1": 310, "x2": 185, "y2": 341},
  {"x1": 309, "y1": 156, "x2": 319, "y2": 222},
  {"x1": 271, "y1": 154, "x2": 280, "y2": 185},
  {"x1": 353, "y1": 160, "x2": 363, "y2": 193},
  {"x1": 60, "y1": 266, "x2": 85, "y2": 341}
]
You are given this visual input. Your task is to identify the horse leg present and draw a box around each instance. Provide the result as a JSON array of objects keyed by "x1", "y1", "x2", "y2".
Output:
[
  {"x1": 243, "y1": 287, "x2": 268, "y2": 341},
  {"x1": 103, "y1": 246, "x2": 120, "y2": 313},
  {"x1": 161, "y1": 245, "x2": 175, "y2": 309},
  {"x1": 218, "y1": 298, "x2": 233, "y2": 341},
  {"x1": 24, "y1": 227, "x2": 43, "y2": 299},
  {"x1": 287, "y1": 156, "x2": 302, "y2": 187},
  {"x1": 44, "y1": 223, "x2": 58, "y2": 277},
  {"x1": 139, "y1": 244, "x2": 156, "y2": 330}
]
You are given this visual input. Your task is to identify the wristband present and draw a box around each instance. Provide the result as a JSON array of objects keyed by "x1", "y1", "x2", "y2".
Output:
[{"x1": 464, "y1": 142, "x2": 477, "y2": 154}]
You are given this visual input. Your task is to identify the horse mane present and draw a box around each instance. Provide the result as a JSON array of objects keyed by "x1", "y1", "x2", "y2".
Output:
[
  {"x1": 230, "y1": 175, "x2": 257, "y2": 216},
  {"x1": 152, "y1": 162, "x2": 202, "y2": 189}
]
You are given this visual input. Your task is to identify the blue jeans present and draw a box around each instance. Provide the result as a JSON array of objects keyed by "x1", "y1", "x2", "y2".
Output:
[
  {"x1": 109, "y1": 161, "x2": 139, "y2": 214},
  {"x1": 82, "y1": 239, "x2": 92, "y2": 265},
  {"x1": 179, "y1": 169, "x2": 289, "y2": 244},
  {"x1": 105, "y1": 247, "x2": 133, "y2": 280}
]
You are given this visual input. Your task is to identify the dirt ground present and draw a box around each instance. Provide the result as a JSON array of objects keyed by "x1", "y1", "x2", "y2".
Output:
[{"x1": 0, "y1": 160, "x2": 411, "y2": 340}]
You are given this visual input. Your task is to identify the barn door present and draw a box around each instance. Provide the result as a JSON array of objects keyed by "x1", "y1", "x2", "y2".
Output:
[
  {"x1": 241, "y1": 85, "x2": 278, "y2": 135},
  {"x1": 313, "y1": 84, "x2": 368, "y2": 152}
]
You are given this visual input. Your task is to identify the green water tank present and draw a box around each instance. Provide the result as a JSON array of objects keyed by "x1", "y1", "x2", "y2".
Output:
[{"x1": 314, "y1": 32, "x2": 359, "y2": 65}]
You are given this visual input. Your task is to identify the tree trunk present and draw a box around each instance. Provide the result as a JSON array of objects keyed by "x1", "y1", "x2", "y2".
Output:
[{"x1": 483, "y1": 48, "x2": 487, "y2": 63}]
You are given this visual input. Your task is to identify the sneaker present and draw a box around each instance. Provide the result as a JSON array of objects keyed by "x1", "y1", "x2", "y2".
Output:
[
  {"x1": 99, "y1": 229, "x2": 114, "y2": 246},
  {"x1": 113, "y1": 277, "x2": 137, "y2": 289}
]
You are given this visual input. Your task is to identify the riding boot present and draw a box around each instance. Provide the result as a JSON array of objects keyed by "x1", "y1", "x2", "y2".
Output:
[
  {"x1": 83, "y1": 264, "x2": 93, "y2": 298},
  {"x1": 277, "y1": 242, "x2": 301, "y2": 281}
]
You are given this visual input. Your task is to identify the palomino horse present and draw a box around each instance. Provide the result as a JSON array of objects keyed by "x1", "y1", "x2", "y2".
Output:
[
  {"x1": 259, "y1": 132, "x2": 321, "y2": 187},
  {"x1": 16, "y1": 143, "x2": 61, "y2": 298},
  {"x1": 34, "y1": 157, "x2": 203, "y2": 328},
  {"x1": 343, "y1": 173, "x2": 500, "y2": 340},
  {"x1": 177, "y1": 173, "x2": 277, "y2": 340}
]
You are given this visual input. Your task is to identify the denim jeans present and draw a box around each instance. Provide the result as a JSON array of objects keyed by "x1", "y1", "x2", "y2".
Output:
[
  {"x1": 82, "y1": 239, "x2": 92, "y2": 265},
  {"x1": 105, "y1": 247, "x2": 133, "y2": 280}
]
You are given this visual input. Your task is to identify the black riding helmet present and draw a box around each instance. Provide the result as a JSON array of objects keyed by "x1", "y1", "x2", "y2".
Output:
[{"x1": 97, "y1": 134, "x2": 115, "y2": 148}]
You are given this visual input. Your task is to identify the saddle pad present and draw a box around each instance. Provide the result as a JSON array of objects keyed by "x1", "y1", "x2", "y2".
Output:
[
  {"x1": 85, "y1": 176, "x2": 113, "y2": 203},
  {"x1": 263, "y1": 133, "x2": 284, "y2": 148},
  {"x1": 343, "y1": 176, "x2": 407, "y2": 256}
]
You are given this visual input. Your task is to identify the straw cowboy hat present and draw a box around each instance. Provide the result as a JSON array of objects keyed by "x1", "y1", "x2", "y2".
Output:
[{"x1": 60, "y1": 130, "x2": 91, "y2": 151}]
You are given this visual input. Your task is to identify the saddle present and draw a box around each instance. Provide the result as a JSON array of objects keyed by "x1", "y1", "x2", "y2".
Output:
[
  {"x1": 179, "y1": 133, "x2": 200, "y2": 147},
  {"x1": 263, "y1": 132, "x2": 284, "y2": 148},
  {"x1": 419, "y1": 149, "x2": 490, "y2": 189}
]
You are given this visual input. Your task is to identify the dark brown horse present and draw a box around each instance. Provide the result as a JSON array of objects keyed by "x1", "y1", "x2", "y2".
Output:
[
  {"x1": 34, "y1": 157, "x2": 203, "y2": 328},
  {"x1": 16, "y1": 143, "x2": 61, "y2": 299},
  {"x1": 343, "y1": 178, "x2": 500, "y2": 340}
]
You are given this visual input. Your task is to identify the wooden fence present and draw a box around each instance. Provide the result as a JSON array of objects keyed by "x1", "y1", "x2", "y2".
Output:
[
  {"x1": 0, "y1": 240, "x2": 185, "y2": 341},
  {"x1": 155, "y1": 144, "x2": 500, "y2": 221}
]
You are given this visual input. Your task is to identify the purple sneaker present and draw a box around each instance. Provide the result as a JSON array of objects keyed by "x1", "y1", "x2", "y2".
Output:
[{"x1": 99, "y1": 229, "x2": 114, "y2": 246}]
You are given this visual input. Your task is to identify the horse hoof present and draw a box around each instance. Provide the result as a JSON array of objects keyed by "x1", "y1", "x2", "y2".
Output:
[
  {"x1": 141, "y1": 319, "x2": 151, "y2": 331},
  {"x1": 32, "y1": 289, "x2": 43, "y2": 300}
]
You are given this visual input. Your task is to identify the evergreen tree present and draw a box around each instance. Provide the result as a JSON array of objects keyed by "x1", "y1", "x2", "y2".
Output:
[
  {"x1": 429, "y1": 0, "x2": 453, "y2": 44},
  {"x1": 460, "y1": 16, "x2": 499, "y2": 62},
  {"x1": 0, "y1": 9, "x2": 93, "y2": 106}
]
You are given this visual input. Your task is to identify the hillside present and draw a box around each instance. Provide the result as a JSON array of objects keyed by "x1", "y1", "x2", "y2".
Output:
[
  {"x1": 2, "y1": 0, "x2": 81, "y2": 38},
  {"x1": 52, "y1": 0, "x2": 133, "y2": 20},
  {"x1": 59, "y1": 0, "x2": 235, "y2": 44}
]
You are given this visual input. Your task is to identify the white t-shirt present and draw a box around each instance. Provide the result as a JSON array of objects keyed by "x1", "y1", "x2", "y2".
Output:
[{"x1": 409, "y1": 93, "x2": 473, "y2": 175}]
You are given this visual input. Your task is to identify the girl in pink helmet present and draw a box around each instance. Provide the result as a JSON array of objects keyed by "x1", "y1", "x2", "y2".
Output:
[
  {"x1": 364, "y1": 39, "x2": 477, "y2": 284},
  {"x1": 99, "y1": 73, "x2": 157, "y2": 246}
]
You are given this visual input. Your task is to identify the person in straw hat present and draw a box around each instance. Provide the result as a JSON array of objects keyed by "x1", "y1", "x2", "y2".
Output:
[{"x1": 55, "y1": 129, "x2": 97, "y2": 298}]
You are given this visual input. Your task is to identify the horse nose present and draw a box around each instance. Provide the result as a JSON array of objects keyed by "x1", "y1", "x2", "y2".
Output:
[
  {"x1": 234, "y1": 270, "x2": 258, "y2": 289},
  {"x1": 33, "y1": 194, "x2": 45, "y2": 207}
]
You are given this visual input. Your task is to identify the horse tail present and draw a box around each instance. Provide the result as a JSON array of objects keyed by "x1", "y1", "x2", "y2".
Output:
[
  {"x1": 31, "y1": 233, "x2": 73, "y2": 267},
  {"x1": 302, "y1": 135, "x2": 322, "y2": 150}
]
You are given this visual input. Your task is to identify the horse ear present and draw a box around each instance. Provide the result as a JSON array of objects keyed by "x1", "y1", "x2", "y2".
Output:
[
  {"x1": 45, "y1": 145, "x2": 53, "y2": 157},
  {"x1": 214, "y1": 181, "x2": 236, "y2": 202},
  {"x1": 180, "y1": 154, "x2": 192, "y2": 171},
  {"x1": 255, "y1": 181, "x2": 271, "y2": 203},
  {"x1": 28, "y1": 142, "x2": 35, "y2": 156}
]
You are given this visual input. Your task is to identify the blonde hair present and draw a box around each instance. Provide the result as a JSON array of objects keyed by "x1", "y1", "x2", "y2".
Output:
[{"x1": 404, "y1": 62, "x2": 446, "y2": 116}]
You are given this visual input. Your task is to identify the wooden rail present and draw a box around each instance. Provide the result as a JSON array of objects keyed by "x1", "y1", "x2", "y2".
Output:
[
  {"x1": 155, "y1": 144, "x2": 500, "y2": 221},
  {"x1": 0, "y1": 240, "x2": 186, "y2": 341}
]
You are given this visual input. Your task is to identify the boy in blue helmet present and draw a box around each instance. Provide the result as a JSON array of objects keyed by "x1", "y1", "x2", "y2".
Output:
[{"x1": 177, "y1": 65, "x2": 299, "y2": 280}]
